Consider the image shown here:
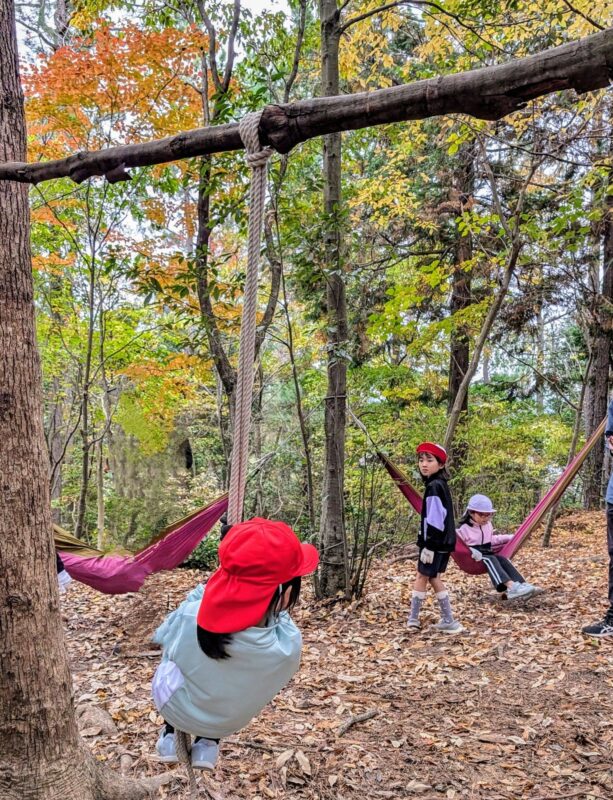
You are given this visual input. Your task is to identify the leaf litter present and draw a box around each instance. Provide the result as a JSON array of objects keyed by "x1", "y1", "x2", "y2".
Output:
[{"x1": 62, "y1": 509, "x2": 613, "y2": 798}]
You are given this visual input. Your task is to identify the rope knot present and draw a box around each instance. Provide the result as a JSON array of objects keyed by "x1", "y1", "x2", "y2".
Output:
[
  {"x1": 245, "y1": 148, "x2": 273, "y2": 169},
  {"x1": 238, "y1": 111, "x2": 269, "y2": 160}
]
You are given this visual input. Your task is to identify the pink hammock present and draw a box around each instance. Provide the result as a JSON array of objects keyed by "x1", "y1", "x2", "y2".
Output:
[
  {"x1": 58, "y1": 494, "x2": 228, "y2": 594},
  {"x1": 379, "y1": 416, "x2": 606, "y2": 575}
]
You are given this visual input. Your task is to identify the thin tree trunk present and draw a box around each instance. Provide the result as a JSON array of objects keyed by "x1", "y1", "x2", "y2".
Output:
[
  {"x1": 583, "y1": 134, "x2": 613, "y2": 508},
  {"x1": 48, "y1": 378, "x2": 67, "y2": 522},
  {"x1": 96, "y1": 437, "x2": 105, "y2": 550},
  {"x1": 447, "y1": 142, "x2": 475, "y2": 468},
  {"x1": 266, "y1": 215, "x2": 316, "y2": 531},
  {"x1": 318, "y1": 0, "x2": 349, "y2": 599},
  {"x1": 542, "y1": 352, "x2": 593, "y2": 546},
  {"x1": 444, "y1": 239, "x2": 522, "y2": 452},
  {"x1": 444, "y1": 153, "x2": 537, "y2": 453},
  {"x1": 74, "y1": 256, "x2": 96, "y2": 538}
]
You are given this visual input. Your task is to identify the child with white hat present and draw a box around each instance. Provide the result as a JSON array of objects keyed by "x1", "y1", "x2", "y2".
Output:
[{"x1": 456, "y1": 494, "x2": 539, "y2": 600}]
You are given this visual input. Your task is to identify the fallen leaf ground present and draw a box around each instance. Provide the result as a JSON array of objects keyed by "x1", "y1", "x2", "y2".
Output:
[{"x1": 63, "y1": 510, "x2": 613, "y2": 799}]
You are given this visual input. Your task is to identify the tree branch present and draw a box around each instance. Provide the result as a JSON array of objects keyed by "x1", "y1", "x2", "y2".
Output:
[
  {"x1": 196, "y1": 0, "x2": 222, "y2": 92},
  {"x1": 561, "y1": 0, "x2": 605, "y2": 31},
  {"x1": 2, "y1": 28, "x2": 613, "y2": 184},
  {"x1": 222, "y1": 0, "x2": 241, "y2": 93}
]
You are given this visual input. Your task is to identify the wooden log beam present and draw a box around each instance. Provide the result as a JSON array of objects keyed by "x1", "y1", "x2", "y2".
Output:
[{"x1": 2, "y1": 27, "x2": 612, "y2": 185}]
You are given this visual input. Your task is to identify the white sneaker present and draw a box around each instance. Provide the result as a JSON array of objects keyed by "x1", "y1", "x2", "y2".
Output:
[
  {"x1": 156, "y1": 731, "x2": 178, "y2": 764},
  {"x1": 507, "y1": 582, "x2": 535, "y2": 601},
  {"x1": 433, "y1": 619, "x2": 464, "y2": 634},
  {"x1": 191, "y1": 738, "x2": 219, "y2": 770}
]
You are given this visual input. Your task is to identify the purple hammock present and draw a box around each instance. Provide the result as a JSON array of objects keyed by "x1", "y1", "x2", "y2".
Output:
[
  {"x1": 378, "y1": 417, "x2": 606, "y2": 575},
  {"x1": 58, "y1": 494, "x2": 228, "y2": 594}
]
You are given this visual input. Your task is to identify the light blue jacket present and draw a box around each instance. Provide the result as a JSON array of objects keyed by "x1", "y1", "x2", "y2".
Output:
[
  {"x1": 606, "y1": 399, "x2": 613, "y2": 505},
  {"x1": 151, "y1": 584, "x2": 302, "y2": 739}
]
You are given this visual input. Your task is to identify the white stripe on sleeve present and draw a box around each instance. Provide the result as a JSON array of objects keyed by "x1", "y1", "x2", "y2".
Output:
[{"x1": 424, "y1": 496, "x2": 447, "y2": 537}]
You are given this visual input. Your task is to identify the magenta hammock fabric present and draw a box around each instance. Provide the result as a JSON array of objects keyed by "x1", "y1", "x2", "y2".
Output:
[
  {"x1": 59, "y1": 494, "x2": 229, "y2": 594},
  {"x1": 379, "y1": 418, "x2": 606, "y2": 575}
]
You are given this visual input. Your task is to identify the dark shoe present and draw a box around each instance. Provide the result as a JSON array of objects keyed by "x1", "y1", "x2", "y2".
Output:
[{"x1": 581, "y1": 619, "x2": 613, "y2": 637}]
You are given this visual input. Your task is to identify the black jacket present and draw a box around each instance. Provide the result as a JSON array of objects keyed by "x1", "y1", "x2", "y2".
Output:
[{"x1": 417, "y1": 473, "x2": 456, "y2": 553}]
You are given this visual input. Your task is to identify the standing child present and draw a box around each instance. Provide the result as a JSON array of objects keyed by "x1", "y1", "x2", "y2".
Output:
[
  {"x1": 456, "y1": 494, "x2": 538, "y2": 600},
  {"x1": 407, "y1": 442, "x2": 463, "y2": 634},
  {"x1": 152, "y1": 518, "x2": 319, "y2": 769}
]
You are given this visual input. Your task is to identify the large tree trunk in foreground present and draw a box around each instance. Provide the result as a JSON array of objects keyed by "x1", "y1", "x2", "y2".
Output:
[
  {"x1": 0, "y1": 4, "x2": 163, "y2": 798},
  {"x1": 318, "y1": 0, "x2": 348, "y2": 599}
]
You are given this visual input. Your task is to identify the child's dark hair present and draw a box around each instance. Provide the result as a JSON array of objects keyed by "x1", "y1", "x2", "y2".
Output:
[
  {"x1": 219, "y1": 515, "x2": 232, "y2": 541},
  {"x1": 196, "y1": 576, "x2": 302, "y2": 660},
  {"x1": 458, "y1": 508, "x2": 474, "y2": 527}
]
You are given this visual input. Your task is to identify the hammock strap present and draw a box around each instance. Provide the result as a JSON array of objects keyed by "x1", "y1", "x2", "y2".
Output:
[
  {"x1": 227, "y1": 112, "x2": 273, "y2": 525},
  {"x1": 506, "y1": 415, "x2": 607, "y2": 556}
]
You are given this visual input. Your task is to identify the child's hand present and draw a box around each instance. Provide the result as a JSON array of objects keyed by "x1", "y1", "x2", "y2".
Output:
[
  {"x1": 420, "y1": 548, "x2": 435, "y2": 564},
  {"x1": 469, "y1": 547, "x2": 483, "y2": 562}
]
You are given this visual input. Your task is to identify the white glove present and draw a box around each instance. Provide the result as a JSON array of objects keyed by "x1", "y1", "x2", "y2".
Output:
[
  {"x1": 469, "y1": 547, "x2": 483, "y2": 562},
  {"x1": 420, "y1": 548, "x2": 435, "y2": 564}
]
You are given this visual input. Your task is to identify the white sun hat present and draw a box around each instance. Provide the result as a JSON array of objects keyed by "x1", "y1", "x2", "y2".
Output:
[{"x1": 466, "y1": 494, "x2": 496, "y2": 514}]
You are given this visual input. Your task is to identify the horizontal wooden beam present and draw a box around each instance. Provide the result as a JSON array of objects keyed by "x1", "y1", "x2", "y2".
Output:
[{"x1": 1, "y1": 27, "x2": 612, "y2": 185}]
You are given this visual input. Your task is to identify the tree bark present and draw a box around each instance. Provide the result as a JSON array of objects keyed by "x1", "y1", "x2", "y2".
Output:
[
  {"x1": 318, "y1": 0, "x2": 349, "y2": 599},
  {"x1": 446, "y1": 142, "x2": 475, "y2": 467},
  {"x1": 74, "y1": 254, "x2": 96, "y2": 539},
  {"x1": 2, "y1": 27, "x2": 613, "y2": 184},
  {"x1": 0, "y1": 4, "x2": 171, "y2": 797},
  {"x1": 0, "y1": 1, "x2": 88, "y2": 793},
  {"x1": 583, "y1": 142, "x2": 613, "y2": 508}
]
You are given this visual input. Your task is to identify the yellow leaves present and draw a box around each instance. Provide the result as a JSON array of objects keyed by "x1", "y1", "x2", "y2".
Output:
[{"x1": 142, "y1": 199, "x2": 166, "y2": 227}]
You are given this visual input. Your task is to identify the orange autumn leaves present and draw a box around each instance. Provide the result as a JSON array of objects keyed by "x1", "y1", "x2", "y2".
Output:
[{"x1": 24, "y1": 22, "x2": 212, "y2": 159}]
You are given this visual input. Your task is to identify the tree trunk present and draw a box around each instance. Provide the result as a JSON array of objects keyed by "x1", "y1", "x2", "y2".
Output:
[
  {"x1": 447, "y1": 143, "x2": 475, "y2": 468},
  {"x1": 583, "y1": 158, "x2": 613, "y2": 508},
  {"x1": 265, "y1": 215, "x2": 316, "y2": 531},
  {"x1": 317, "y1": 0, "x2": 348, "y2": 599},
  {"x1": 0, "y1": 6, "x2": 173, "y2": 797},
  {"x1": 48, "y1": 380, "x2": 67, "y2": 523},
  {"x1": 444, "y1": 239, "x2": 522, "y2": 452},
  {"x1": 74, "y1": 256, "x2": 96, "y2": 539},
  {"x1": 542, "y1": 352, "x2": 593, "y2": 546},
  {"x1": 96, "y1": 437, "x2": 105, "y2": 550}
]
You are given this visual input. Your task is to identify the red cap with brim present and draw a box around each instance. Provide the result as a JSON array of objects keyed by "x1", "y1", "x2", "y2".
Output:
[
  {"x1": 197, "y1": 518, "x2": 319, "y2": 634},
  {"x1": 416, "y1": 441, "x2": 447, "y2": 464}
]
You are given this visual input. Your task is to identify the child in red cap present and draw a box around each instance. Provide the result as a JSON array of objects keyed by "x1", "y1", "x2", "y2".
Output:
[
  {"x1": 407, "y1": 442, "x2": 463, "y2": 634},
  {"x1": 152, "y1": 518, "x2": 319, "y2": 769}
]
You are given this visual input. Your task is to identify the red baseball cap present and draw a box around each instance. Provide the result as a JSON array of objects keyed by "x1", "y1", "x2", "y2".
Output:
[
  {"x1": 197, "y1": 517, "x2": 319, "y2": 633},
  {"x1": 416, "y1": 441, "x2": 447, "y2": 464}
]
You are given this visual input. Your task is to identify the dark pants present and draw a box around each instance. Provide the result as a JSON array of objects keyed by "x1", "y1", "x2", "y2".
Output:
[
  {"x1": 473, "y1": 545, "x2": 525, "y2": 592},
  {"x1": 607, "y1": 503, "x2": 613, "y2": 617}
]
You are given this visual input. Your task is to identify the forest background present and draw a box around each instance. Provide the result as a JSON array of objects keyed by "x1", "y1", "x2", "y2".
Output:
[{"x1": 18, "y1": 0, "x2": 613, "y2": 596}]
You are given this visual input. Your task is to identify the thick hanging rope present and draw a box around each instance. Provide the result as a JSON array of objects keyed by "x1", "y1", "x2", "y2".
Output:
[
  {"x1": 227, "y1": 112, "x2": 273, "y2": 525},
  {"x1": 172, "y1": 114, "x2": 271, "y2": 799},
  {"x1": 175, "y1": 729, "x2": 198, "y2": 799}
]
